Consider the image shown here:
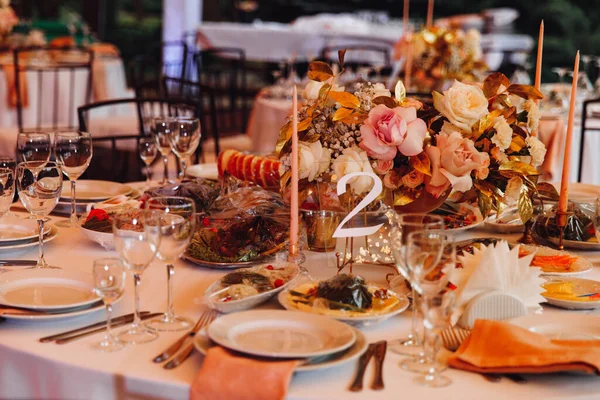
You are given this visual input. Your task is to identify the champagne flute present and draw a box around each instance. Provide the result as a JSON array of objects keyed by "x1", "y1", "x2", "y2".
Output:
[
  {"x1": 145, "y1": 196, "x2": 195, "y2": 331},
  {"x1": 16, "y1": 161, "x2": 63, "y2": 269},
  {"x1": 113, "y1": 210, "x2": 161, "y2": 344},
  {"x1": 54, "y1": 131, "x2": 93, "y2": 228},
  {"x1": 92, "y1": 258, "x2": 126, "y2": 352},
  {"x1": 0, "y1": 168, "x2": 15, "y2": 219},
  {"x1": 388, "y1": 213, "x2": 444, "y2": 356},
  {"x1": 139, "y1": 137, "x2": 157, "y2": 188},
  {"x1": 153, "y1": 118, "x2": 176, "y2": 185},
  {"x1": 170, "y1": 117, "x2": 201, "y2": 180}
]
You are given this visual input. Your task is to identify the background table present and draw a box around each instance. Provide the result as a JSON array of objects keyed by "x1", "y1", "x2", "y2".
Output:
[
  {"x1": 2, "y1": 190, "x2": 600, "y2": 399},
  {"x1": 246, "y1": 91, "x2": 291, "y2": 153}
]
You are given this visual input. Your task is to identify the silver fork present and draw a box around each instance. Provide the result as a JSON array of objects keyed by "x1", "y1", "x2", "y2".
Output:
[
  {"x1": 163, "y1": 310, "x2": 218, "y2": 369},
  {"x1": 153, "y1": 310, "x2": 216, "y2": 363}
]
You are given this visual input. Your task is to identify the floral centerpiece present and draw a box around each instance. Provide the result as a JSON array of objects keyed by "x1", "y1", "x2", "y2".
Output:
[
  {"x1": 277, "y1": 52, "x2": 551, "y2": 223},
  {"x1": 394, "y1": 26, "x2": 488, "y2": 92},
  {"x1": 0, "y1": 0, "x2": 18, "y2": 44}
]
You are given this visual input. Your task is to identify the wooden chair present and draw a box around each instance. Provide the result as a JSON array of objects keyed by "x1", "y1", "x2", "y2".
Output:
[
  {"x1": 13, "y1": 46, "x2": 94, "y2": 132},
  {"x1": 578, "y1": 97, "x2": 600, "y2": 182}
]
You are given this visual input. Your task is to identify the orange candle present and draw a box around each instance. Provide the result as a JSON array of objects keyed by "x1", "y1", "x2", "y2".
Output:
[
  {"x1": 426, "y1": 0, "x2": 434, "y2": 29},
  {"x1": 534, "y1": 20, "x2": 544, "y2": 91},
  {"x1": 403, "y1": 0, "x2": 410, "y2": 33},
  {"x1": 404, "y1": 30, "x2": 414, "y2": 91},
  {"x1": 290, "y1": 85, "x2": 299, "y2": 255},
  {"x1": 558, "y1": 51, "x2": 580, "y2": 216}
]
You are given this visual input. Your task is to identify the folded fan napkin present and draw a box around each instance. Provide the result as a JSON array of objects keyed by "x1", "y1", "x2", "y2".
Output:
[
  {"x1": 448, "y1": 319, "x2": 600, "y2": 375},
  {"x1": 190, "y1": 346, "x2": 300, "y2": 400}
]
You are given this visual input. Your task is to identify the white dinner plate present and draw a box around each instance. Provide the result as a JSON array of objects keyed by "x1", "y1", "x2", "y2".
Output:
[
  {"x1": 207, "y1": 310, "x2": 356, "y2": 359},
  {"x1": 542, "y1": 277, "x2": 600, "y2": 310},
  {"x1": 1, "y1": 295, "x2": 122, "y2": 321},
  {"x1": 0, "y1": 226, "x2": 58, "y2": 253},
  {"x1": 0, "y1": 215, "x2": 50, "y2": 244},
  {"x1": 519, "y1": 244, "x2": 593, "y2": 276},
  {"x1": 544, "y1": 236, "x2": 600, "y2": 251},
  {"x1": 0, "y1": 269, "x2": 99, "y2": 311},
  {"x1": 186, "y1": 163, "x2": 219, "y2": 180},
  {"x1": 509, "y1": 314, "x2": 600, "y2": 340},
  {"x1": 194, "y1": 327, "x2": 368, "y2": 372},
  {"x1": 436, "y1": 203, "x2": 485, "y2": 233},
  {"x1": 61, "y1": 180, "x2": 132, "y2": 201}
]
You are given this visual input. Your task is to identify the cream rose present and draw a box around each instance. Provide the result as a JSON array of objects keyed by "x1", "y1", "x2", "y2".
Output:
[
  {"x1": 433, "y1": 80, "x2": 489, "y2": 132},
  {"x1": 504, "y1": 176, "x2": 523, "y2": 206},
  {"x1": 332, "y1": 146, "x2": 375, "y2": 194},
  {"x1": 491, "y1": 116, "x2": 513, "y2": 150},
  {"x1": 372, "y1": 83, "x2": 391, "y2": 98},
  {"x1": 464, "y1": 29, "x2": 482, "y2": 60},
  {"x1": 298, "y1": 141, "x2": 331, "y2": 181},
  {"x1": 523, "y1": 99, "x2": 540, "y2": 132},
  {"x1": 525, "y1": 136, "x2": 546, "y2": 167},
  {"x1": 302, "y1": 80, "x2": 345, "y2": 100},
  {"x1": 372, "y1": 159, "x2": 394, "y2": 175},
  {"x1": 401, "y1": 170, "x2": 425, "y2": 189}
]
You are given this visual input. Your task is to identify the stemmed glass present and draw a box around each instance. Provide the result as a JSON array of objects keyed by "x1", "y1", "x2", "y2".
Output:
[
  {"x1": 16, "y1": 133, "x2": 52, "y2": 173},
  {"x1": 0, "y1": 168, "x2": 15, "y2": 219},
  {"x1": 145, "y1": 197, "x2": 195, "y2": 331},
  {"x1": 16, "y1": 161, "x2": 63, "y2": 269},
  {"x1": 139, "y1": 138, "x2": 157, "y2": 188},
  {"x1": 54, "y1": 131, "x2": 93, "y2": 227},
  {"x1": 170, "y1": 117, "x2": 201, "y2": 180},
  {"x1": 593, "y1": 198, "x2": 600, "y2": 242},
  {"x1": 0, "y1": 158, "x2": 16, "y2": 217},
  {"x1": 388, "y1": 213, "x2": 444, "y2": 356},
  {"x1": 113, "y1": 210, "x2": 161, "y2": 344},
  {"x1": 153, "y1": 118, "x2": 176, "y2": 185},
  {"x1": 92, "y1": 258, "x2": 127, "y2": 352}
]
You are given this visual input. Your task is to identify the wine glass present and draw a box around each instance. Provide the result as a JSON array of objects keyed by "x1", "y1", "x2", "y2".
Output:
[
  {"x1": 0, "y1": 158, "x2": 17, "y2": 217},
  {"x1": 113, "y1": 210, "x2": 161, "y2": 344},
  {"x1": 54, "y1": 131, "x2": 93, "y2": 228},
  {"x1": 401, "y1": 235, "x2": 454, "y2": 373},
  {"x1": 145, "y1": 196, "x2": 195, "y2": 331},
  {"x1": 594, "y1": 198, "x2": 600, "y2": 242},
  {"x1": 388, "y1": 213, "x2": 444, "y2": 356},
  {"x1": 170, "y1": 117, "x2": 201, "y2": 180},
  {"x1": 0, "y1": 168, "x2": 15, "y2": 219},
  {"x1": 139, "y1": 138, "x2": 157, "y2": 188},
  {"x1": 92, "y1": 258, "x2": 126, "y2": 352},
  {"x1": 17, "y1": 133, "x2": 51, "y2": 178},
  {"x1": 416, "y1": 290, "x2": 456, "y2": 388},
  {"x1": 16, "y1": 161, "x2": 63, "y2": 268},
  {"x1": 153, "y1": 118, "x2": 176, "y2": 185}
]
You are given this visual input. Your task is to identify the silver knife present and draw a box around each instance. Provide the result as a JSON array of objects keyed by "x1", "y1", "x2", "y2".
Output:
[
  {"x1": 349, "y1": 343, "x2": 377, "y2": 392},
  {"x1": 0, "y1": 260, "x2": 38, "y2": 266},
  {"x1": 371, "y1": 341, "x2": 387, "y2": 390},
  {"x1": 55, "y1": 313, "x2": 162, "y2": 344}
]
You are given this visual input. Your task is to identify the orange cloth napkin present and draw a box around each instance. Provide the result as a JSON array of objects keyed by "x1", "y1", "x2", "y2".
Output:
[
  {"x1": 448, "y1": 319, "x2": 600, "y2": 375},
  {"x1": 2, "y1": 64, "x2": 28, "y2": 108},
  {"x1": 190, "y1": 346, "x2": 299, "y2": 400}
]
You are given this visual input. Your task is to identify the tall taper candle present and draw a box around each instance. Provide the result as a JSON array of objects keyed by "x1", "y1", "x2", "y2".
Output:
[
  {"x1": 290, "y1": 85, "x2": 299, "y2": 255},
  {"x1": 404, "y1": 30, "x2": 414, "y2": 92},
  {"x1": 534, "y1": 20, "x2": 544, "y2": 91},
  {"x1": 558, "y1": 51, "x2": 580, "y2": 217},
  {"x1": 426, "y1": 0, "x2": 434, "y2": 28},
  {"x1": 403, "y1": 0, "x2": 410, "y2": 33}
]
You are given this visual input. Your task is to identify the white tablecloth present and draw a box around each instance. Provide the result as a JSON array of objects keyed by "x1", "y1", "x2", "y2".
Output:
[
  {"x1": 246, "y1": 91, "x2": 291, "y2": 153},
  {"x1": 2, "y1": 187, "x2": 600, "y2": 399}
]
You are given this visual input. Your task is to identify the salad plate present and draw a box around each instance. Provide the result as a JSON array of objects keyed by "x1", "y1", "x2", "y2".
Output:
[
  {"x1": 519, "y1": 245, "x2": 592, "y2": 276},
  {"x1": 207, "y1": 310, "x2": 356, "y2": 359},
  {"x1": 0, "y1": 226, "x2": 58, "y2": 253},
  {"x1": 0, "y1": 215, "x2": 50, "y2": 244},
  {"x1": 509, "y1": 314, "x2": 600, "y2": 340},
  {"x1": 204, "y1": 263, "x2": 299, "y2": 313},
  {"x1": 61, "y1": 180, "x2": 132, "y2": 201},
  {"x1": 1, "y1": 295, "x2": 123, "y2": 321},
  {"x1": 542, "y1": 277, "x2": 600, "y2": 310},
  {"x1": 432, "y1": 202, "x2": 484, "y2": 232},
  {"x1": 194, "y1": 327, "x2": 368, "y2": 372}
]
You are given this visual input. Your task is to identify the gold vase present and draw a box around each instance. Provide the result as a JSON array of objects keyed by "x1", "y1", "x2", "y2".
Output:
[{"x1": 302, "y1": 210, "x2": 340, "y2": 252}]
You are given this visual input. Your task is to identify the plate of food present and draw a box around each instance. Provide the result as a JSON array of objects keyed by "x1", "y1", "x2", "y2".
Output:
[
  {"x1": 542, "y1": 277, "x2": 600, "y2": 310},
  {"x1": 79, "y1": 207, "x2": 141, "y2": 250},
  {"x1": 278, "y1": 274, "x2": 409, "y2": 325},
  {"x1": 204, "y1": 263, "x2": 299, "y2": 313},
  {"x1": 533, "y1": 202, "x2": 600, "y2": 250},
  {"x1": 519, "y1": 245, "x2": 592, "y2": 275},
  {"x1": 183, "y1": 215, "x2": 288, "y2": 269},
  {"x1": 432, "y1": 202, "x2": 484, "y2": 232}
]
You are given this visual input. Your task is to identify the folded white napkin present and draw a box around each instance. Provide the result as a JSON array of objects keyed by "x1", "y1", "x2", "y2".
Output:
[{"x1": 451, "y1": 240, "x2": 545, "y2": 325}]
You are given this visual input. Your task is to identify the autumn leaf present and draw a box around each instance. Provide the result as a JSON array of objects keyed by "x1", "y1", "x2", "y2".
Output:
[
  {"x1": 337, "y1": 49, "x2": 346, "y2": 68},
  {"x1": 499, "y1": 160, "x2": 539, "y2": 176},
  {"x1": 507, "y1": 84, "x2": 543, "y2": 100},
  {"x1": 339, "y1": 111, "x2": 368, "y2": 125},
  {"x1": 483, "y1": 72, "x2": 510, "y2": 99},
  {"x1": 409, "y1": 152, "x2": 432, "y2": 176},
  {"x1": 307, "y1": 61, "x2": 334, "y2": 82},
  {"x1": 318, "y1": 83, "x2": 331, "y2": 100},
  {"x1": 297, "y1": 117, "x2": 312, "y2": 132},
  {"x1": 477, "y1": 192, "x2": 493, "y2": 218},
  {"x1": 537, "y1": 182, "x2": 560, "y2": 201},
  {"x1": 333, "y1": 107, "x2": 354, "y2": 122},
  {"x1": 372, "y1": 96, "x2": 398, "y2": 109},
  {"x1": 517, "y1": 189, "x2": 533, "y2": 223},
  {"x1": 328, "y1": 91, "x2": 360, "y2": 109}
]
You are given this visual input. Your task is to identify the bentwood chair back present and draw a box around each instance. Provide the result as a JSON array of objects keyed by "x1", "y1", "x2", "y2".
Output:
[
  {"x1": 194, "y1": 47, "x2": 250, "y2": 135},
  {"x1": 578, "y1": 97, "x2": 600, "y2": 182},
  {"x1": 319, "y1": 44, "x2": 391, "y2": 70},
  {"x1": 13, "y1": 46, "x2": 94, "y2": 132}
]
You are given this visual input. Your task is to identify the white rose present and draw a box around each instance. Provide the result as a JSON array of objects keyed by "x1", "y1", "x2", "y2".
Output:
[
  {"x1": 298, "y1": 141, "x2": 331, "y2": 181},
  {"x1": 440, "y1": 121, "x2": 462, "y2": 136},
  {"x1": 372, "y1": 82, "x2": 391, "y2": 98},
  {"x1": 332, "y1": 146, "x2": 375, "y2": 195},
  {"x1": 464, "y1": 29, "x2": 482, "y2": 60},
  {"x1": 491, "y1": 116, "x2": 513, "y2": 150},
  {"x1": 433, "y1": 80, "x2": 490, "y2": 132},
  {"x1": 523, "y1": 99, "x2": 540, "y2": 132},
  {"x1": 302, "y1": 80, "x2": 345, "y2": 100},
  {"x1": 504, "y1": 176, "x2": 523, "y2": 206},
  {"x1": 525, "y1": 136, "x2": 546, "y2": 167}
]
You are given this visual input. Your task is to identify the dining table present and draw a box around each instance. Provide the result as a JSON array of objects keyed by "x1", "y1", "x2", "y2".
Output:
[{"x1": 1, "y1": 180, "x2": 600, "y2": 400}]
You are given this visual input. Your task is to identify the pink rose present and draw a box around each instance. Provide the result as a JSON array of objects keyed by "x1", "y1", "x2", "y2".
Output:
[
  {"x1": 401, "y1": 170, "x2": 425, "y2": 189},
  {"x1": 425, "y1": 131, "x2": 491, "y2": 197},
  {"x1": 359, "y1": 104, "x2": 427, "y2": 160},
  {"x1": 372, "y1": 159, "x2": 394, "y2": 175}
]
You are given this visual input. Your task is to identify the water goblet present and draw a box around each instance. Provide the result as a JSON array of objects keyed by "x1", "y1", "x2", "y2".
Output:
[
  {"x1": 170, "y1": 117, "x2": 201, "y2": 180},
  {"x1": 54, "y1": 131, "x2": 93, "y2": 228},
  {"x1": 153, "y1": 118, "x2": 176, "y2": 185},
  {"x1": 92, "y1": 258, "x2": 127, "y2": 352},
  {"x1": 145, "y1": 196, "x2": 195, "y2": 331},
  {"x1": 388, "y1": 213, "x2": 444, "y2": 356},
  {"x1": 0, "y1": 168, "x2": 15, "y2": 219},
  {"x1": 16, "y1": 161, "x2": 63, "y2": 268},
  {"x1": 113, "y1": 210, "x2": 162, "y2": 344},
  {"x1": 416, "y1": 290, "x2": 456, "y2": 388},
  {"x1": 139, "y1": 137, "x2": 158, "y2": 188},
  {"x1": 0, "y1": 157, "x2": 16, "y2": 172}
]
